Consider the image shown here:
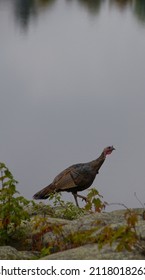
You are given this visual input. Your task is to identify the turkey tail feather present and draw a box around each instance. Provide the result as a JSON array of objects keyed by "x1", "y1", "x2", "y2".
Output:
[{"x1": 33, "y1": 184, "x2": 55, "y2": 199}]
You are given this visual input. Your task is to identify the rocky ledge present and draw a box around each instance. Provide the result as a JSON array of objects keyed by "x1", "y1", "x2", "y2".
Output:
[{"x1": 0, "y1": 208, "x2": 145, "y2": 260}]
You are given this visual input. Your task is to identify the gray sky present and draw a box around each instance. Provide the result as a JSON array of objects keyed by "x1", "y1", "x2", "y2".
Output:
[{"x1": 1, "y1": 0, "x2": 145, "y2": 210}]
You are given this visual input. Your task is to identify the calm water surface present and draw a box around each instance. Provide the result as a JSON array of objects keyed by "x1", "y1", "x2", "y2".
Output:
[{"x1": 1, "y1": 0, "x2": 145, "y2": 210}]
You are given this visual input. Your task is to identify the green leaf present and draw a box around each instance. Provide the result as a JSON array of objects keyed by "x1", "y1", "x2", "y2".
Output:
[{"x1": 0, "y1": 162, "x2": 32, "y2": 244}]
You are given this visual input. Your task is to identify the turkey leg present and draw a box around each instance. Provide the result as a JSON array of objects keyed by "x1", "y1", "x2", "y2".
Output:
[{"x1": 72, "y1": 192, "x2": 87, "y2": 207}]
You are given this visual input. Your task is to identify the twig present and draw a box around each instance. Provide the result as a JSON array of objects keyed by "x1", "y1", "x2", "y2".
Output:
[{"x1": 134, "y1": 192, "x2": 145, "y2": 209}]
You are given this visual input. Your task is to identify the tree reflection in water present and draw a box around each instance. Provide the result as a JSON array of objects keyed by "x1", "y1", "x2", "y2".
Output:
[
  {"x1": 10, "y1": 0, "x2": 145, "y2": 30},
  {"x1": 14, "y1": 0, "x2": 56, "y2": 29}
]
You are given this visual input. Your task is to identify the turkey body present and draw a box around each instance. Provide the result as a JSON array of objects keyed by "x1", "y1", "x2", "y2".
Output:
[
  {"x1": 33, "y1": 146, "x2": 115, "y2": 207},
  {"x1": 52, "y1": 162, "x2": 98, "y2": 193}
]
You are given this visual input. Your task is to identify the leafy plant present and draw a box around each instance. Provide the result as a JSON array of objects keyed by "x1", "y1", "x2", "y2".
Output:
[
  {"x1": 48, "y1": 192, "x2": 84, "y2": 220},
  {"x1": 38, "y1": 224, "x2": 99, "y2": 257},
  {"x1": 85, "y1": 188, "x2": 107, "y2": 212},
  {"x1": 97, "y1": 209, "x2": 138, "y2": 252},
  {"x1": 63, "y1": 227, "x2": 98, "y2": 249},
  {"x1": 32, "y1": 201, "x2": 55, "y2": 217},
  {"x1": 31, "y1": 213, "x2": 66, "y2": 252},
  {"x1": 0, "y1": 162, "x2": 32, "y2": 245}
]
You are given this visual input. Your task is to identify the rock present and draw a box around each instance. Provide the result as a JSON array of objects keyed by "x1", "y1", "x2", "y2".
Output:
[
  {"x1": 1, "y1": 208, "x2": 145, "y2": 259},
  {"x1": 0, "y1": 246, "x2": 39, "y2": 260},
  {"x1": 42, "y1": 208, "x2": 144, "y2": 247},
  {"x1": 41, "y1": 208, "x2": 145, "y2": 260},
  {"x1": 41, "y1": 243, "x2": 145, "y2": 260},
  {"x1": 42, "y1": 212, "x2": 107, "y2": 246}
]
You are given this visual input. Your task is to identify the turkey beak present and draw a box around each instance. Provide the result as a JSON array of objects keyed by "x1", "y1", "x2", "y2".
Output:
[{"x1": 112, "y1": 146, "x2": 115, "y2": 151}]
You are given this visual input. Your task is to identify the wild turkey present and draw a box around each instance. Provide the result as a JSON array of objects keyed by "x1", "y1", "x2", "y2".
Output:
[{"x1": 33, "y1": 146, "x2": 115, "y2": 207}]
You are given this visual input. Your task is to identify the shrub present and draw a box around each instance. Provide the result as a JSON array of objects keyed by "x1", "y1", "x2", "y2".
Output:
[{"x1": 0, "y1": 162, "x2": 32, "y2": 245}]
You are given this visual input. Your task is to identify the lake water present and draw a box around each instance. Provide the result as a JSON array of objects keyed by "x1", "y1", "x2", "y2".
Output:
[{"x1": 1, "y1": 0, "x2": 145, "y2": 210}]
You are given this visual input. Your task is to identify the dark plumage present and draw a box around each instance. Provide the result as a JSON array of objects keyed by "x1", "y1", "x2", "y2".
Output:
[{"x1": 33, "y1": 146, "x2": 115, "y2": 207}]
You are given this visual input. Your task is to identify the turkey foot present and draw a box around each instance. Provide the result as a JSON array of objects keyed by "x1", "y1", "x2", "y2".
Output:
[
  {"x1": 73, "y1": 193, "x2": 89, "y2": 207},
  {"x1": 76, "y1": 194, "x2": 88, "y2": 202}
]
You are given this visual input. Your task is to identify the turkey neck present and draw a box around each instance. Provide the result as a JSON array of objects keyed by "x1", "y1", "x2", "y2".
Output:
[{"x1": 90, "y1": 152, "x2": 106, "y2": 173}]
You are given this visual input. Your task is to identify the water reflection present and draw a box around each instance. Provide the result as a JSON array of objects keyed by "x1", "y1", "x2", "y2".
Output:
[
  {"x1": 133, "y1": 0, "x2": 145, "y2": 23},
  {"x1": 68, "y1": 0, "x2": 103, "y2": 15},
  {"x1": 109, "y1": 0, "x2": 132, "y2": 10},
  {"x1": 13, "y1": 0, "x2": 56, "y2": 29},
  {"x1": 110, "y1": 0, "x2": 145, "y2": 24},
  {"x1": 14, "y1": 0, "x2": 36, "y2": 29},
  {"x1": 2, "y1": 0, "x2": 144, "y2": 29}
]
